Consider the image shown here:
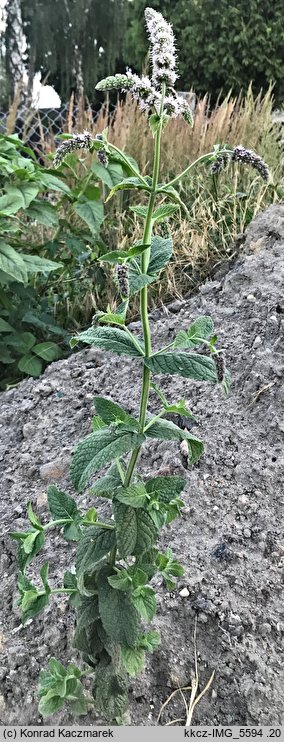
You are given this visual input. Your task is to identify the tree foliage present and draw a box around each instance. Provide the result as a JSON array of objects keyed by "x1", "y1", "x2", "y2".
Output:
[
  {"x1": 124, "y1": 0, "x2": 284, "y2": 104},
  {"x1": 3, "y1": 0, "x2": 128, "y2": 101}
]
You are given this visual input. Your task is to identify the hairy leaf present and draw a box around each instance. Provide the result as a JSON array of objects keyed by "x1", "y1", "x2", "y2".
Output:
[
  {"x1": 145, "y1": 351, "x2": 217, "y2": 382},
  {"x1": 145, "y1": 418, "x2": 204, "y2": 464},
  {"x1": 152, "y1": 204, "x2": 179, "y2": 223},
  {"x1": 93, "y1": 661, "x2": 129, "y2": 720},
  {"x1": 121, "y1": 646, "x2": 145, "y2": 677},
  {"x1": 93, "y1": 396, "x2": 138, "y2": 428},
  {"x1": 75, "y1": 199, "x2": 104, "y2": 235},
  {"x1": 145, "y1": 475, "x2": 186, "y2": 504},
  {"x1": 90, "y1": 462, "x2": 124, "y2": 498},
  {"x1": 76, "y1": 527, "x2": 116, "y2": 576},
  {"x1": 97, "y1": 566, "x2": 140, "y2": 647},
  {"x1": 71, "y1": 326, "x2": 144, "y2": 357},
  {"x1": 148, "y1": 235, "x2": 173, "y2": 274},
  {"x1": 115, "y1": 483, "x2": 147, "y2": 508},
  {"x1": 174, "y1": 316, "x2": 214, "y2": 349},
  {"x1": 0, "y1": 241, "x2": 28, "y2": 283},
  {"x1": 133, "y1": 510, "x2": 158, "y2": 555},
  {"x1": 113, "y1": 501, "x2": 137, "y2": 558},
  {"x1": 70, "y1": 428, "x2": 144, "y2": 492},
  {"x1": 132, "y1": 587, "x2": 157, "y2": 621}
]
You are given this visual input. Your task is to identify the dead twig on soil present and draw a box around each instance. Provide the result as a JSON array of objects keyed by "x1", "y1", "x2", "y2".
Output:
[{"x1": 157, "y1": 619, "x2": 215, "y2": 726}]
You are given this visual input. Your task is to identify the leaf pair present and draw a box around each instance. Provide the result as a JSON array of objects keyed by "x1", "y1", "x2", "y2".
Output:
[{"x1": 38, "y1": 659, "x2": 87, "y2": 717}]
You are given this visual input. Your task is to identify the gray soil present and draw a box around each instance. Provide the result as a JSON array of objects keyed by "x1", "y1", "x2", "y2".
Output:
[{"x1": 0, "y1": 204, "x2": 284, "y2": 726}]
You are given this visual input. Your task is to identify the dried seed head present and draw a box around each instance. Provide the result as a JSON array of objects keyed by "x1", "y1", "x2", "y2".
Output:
[
  {"x1": 232, "y1": 145, "x2": 270, "y2": 181},
  {"x1": 116, "y1": 263, "x2": 129, "y2": 298},
  {"x1": 211, "y1": 151, "x2": 231, "y2": 175},
  {"x1": 97, "y1": 149, "x2": 109, "y2": 167},
  {"x1": 54, "y1": 130, "x2": 92, "y2": 167},
  {"x1": 214, "y1": 351, "x2": 225, "y2": 383}
]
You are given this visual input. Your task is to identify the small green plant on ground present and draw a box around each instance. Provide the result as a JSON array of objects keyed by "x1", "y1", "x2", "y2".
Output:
[{"x1": 11, "y1": 7, "x2": 269, "y2": 723}]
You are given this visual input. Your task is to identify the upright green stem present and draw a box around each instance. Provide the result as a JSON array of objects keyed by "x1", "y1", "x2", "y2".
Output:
[{"x1": 124, "y1": 84, "x2": 166, "y2": 488}]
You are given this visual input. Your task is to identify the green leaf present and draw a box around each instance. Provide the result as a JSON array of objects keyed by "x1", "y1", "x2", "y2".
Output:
[
  {"x1": 0, "y1": 317, "x2": 13, "y2": 332},
  {"x1": 63, "y1": 571, "x2": 79, "y2": 606},
  {"x1": 75, "y1": 199, "x2": 104, "y2": 235},
  {"x1": 33, "y1": 341, "x2": 62, "y2": 362},
  {"x1": 97, "y1": 566, "x2": 140, "y2": 647},
  {"x1": 106, "y1": 177, "x2": 151, "y2": 202},
  {"x1": 128, "y1": 264, "x2": 156, "y2": 296},
  {"x1": 90, "y1": 463, "x2": 123, "y2": 498},
  {"x1": 129, "y1": 205, "x2": 148, "y2": 218},
  {"x1": 113, "y1": 501, "x2": 137, "y2": 557},
  {"x1": 174, "y1": 316, "x2": 215, "y2": 349},
  {"x1": 17, "y1": 354, "x2": 43, "y2": 377},
  {"x1": 25, "y1": 201, "x2": 59, "y2": 227},
  {"x1": 145, "y1": 476, "x2": 186, "y2": 504},
  {"x1": 39, "y1": 172, "x2": 71, "y2": 195},
  {"x1": 152, "y1": 204, "x2": 179, "y2": 223},
  {"x1": 132, "y1": 586, "x2": 156, "y2": 621},
  {"x1": 96, "y1": 300, "x2": 128, "y2": 327},
  {"x1": 6, "y1": 331, "x2": 36, "y2": 353},
  {"x1": 27, "y1": 502, "x2": 43, "y2": 530},
  {"x1": 121, "y1": 646, "x2": 145, "y2": 677},
  {"x1": 145, "y1": 418, "x2": 204, "y2": 464},
  {"x1": 38, "y1": 691, "x2": 65, "y2": 716},
  {"x1": 40, "y1": 562, "x2": 51, "y2": 593},
  {"x1": 75, "y1": 595, "x2": 100, "y2": 630},
  {"x1": 82, "y1": 507, "x2": 98, "y2": 525},
  {"x1": 115, "y1": 483, "x2": 147, "y2": 508},
  {"x1": 0, "y1": 183, "x2": 39, "y2": 214},
  {"x1": 0, "y1": 241, "x2": 28, "y2": 283},
  {"x1": 133, "y1": 510, "x2": 158, "y2": 555},
  {"x1": 76, "y1": 526, "x2": 116, "y2": 576},
  {"x1": 47, "y1": 485, "x2": 79, "y2": 520},
  {"x1": 93, "y1": 660, "x2": 129, "y2": 720},
  {"x1": 107, "y1": 570, "x2": 132, "y2": 591},
  {"x1": 148, "y1": 235, "x2": 173, "y2": 274},
  {"x1": 71, "y1": 326, "x2": 144, "y2": 357},
  {"x1": 139, "y1": 630, "x2": 161, "y2": 652},
  {"x1": 70, "y1": 428, "x2": 144, "y2": 492},
  {"x1": 99, "y1": 243, "x2": 149, "y2": 263},
  {"x1": 73, "y1": 621, "x2": 103, "y2": 656},
  {"x1": 145, "y1": 351, "x2": 217, "y2": 382},
  {"x1": 21, "y1": 589, "x2": 50, "y2": 623},
  {"x1": 14, "y1": 530, "x2": 45, "y2": 571},
  {"x1": 93, "y1": 396, "x2": 138, "y2": 428},
  {"x1": 92, "y1": 415, "x2": 106, "y2": 431},
  {"x1": 150, "y1": 383, "x2": 195, "y2": 420},
  {"x1": 91, "y1": 162, "x2": 114, "y2": 188},
  {"x1": 21, "y1": 255, "x2": 62, "y2": 276},
  {"x1": 156, "y1": 549, "x2": 184, "y2": 589}
]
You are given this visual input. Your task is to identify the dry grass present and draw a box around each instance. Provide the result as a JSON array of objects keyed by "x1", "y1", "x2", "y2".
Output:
[{"x1": 5, "y1": 85, "x2": 282, "y2": 326}]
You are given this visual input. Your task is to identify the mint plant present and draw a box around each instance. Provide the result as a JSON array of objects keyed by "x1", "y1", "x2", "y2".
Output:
[{"x1": 11, "y1": 7, "x2": 269, "y2": 723}]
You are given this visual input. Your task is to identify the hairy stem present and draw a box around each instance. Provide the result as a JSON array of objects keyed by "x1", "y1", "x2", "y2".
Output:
[
  {"x1": 123, "y1": 84, "x2": 166, "y2": 488},
  {"x1": 165, "y1": 149, "x2": 233, "y2": 189}
]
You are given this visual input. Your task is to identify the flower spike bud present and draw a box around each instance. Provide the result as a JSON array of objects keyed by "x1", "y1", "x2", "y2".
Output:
[
  {"x1": 115, "y1": 263, "x2": 129, "y2": 298},
  {"x1": 95, "y1": 74, "x2": 133, "y2": 92},
  {"x1": 211, "y1": 151, "x2": 231, "y2": 175},
  {"x1": 145, "y1": 7, "x2": 177, "y2": 90},
  {"x1": 214, "y1": 351, "x2": 226, "y2": 383},
  {"x1": 54, "y1": 131, "x2": 92, "y2": 167},
  {"x1": 97, "y1": 149, "x2": 109, "y2": 168},
  {"x1": 232, "y1": 145, "x2": 270, "y2": 181}
]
